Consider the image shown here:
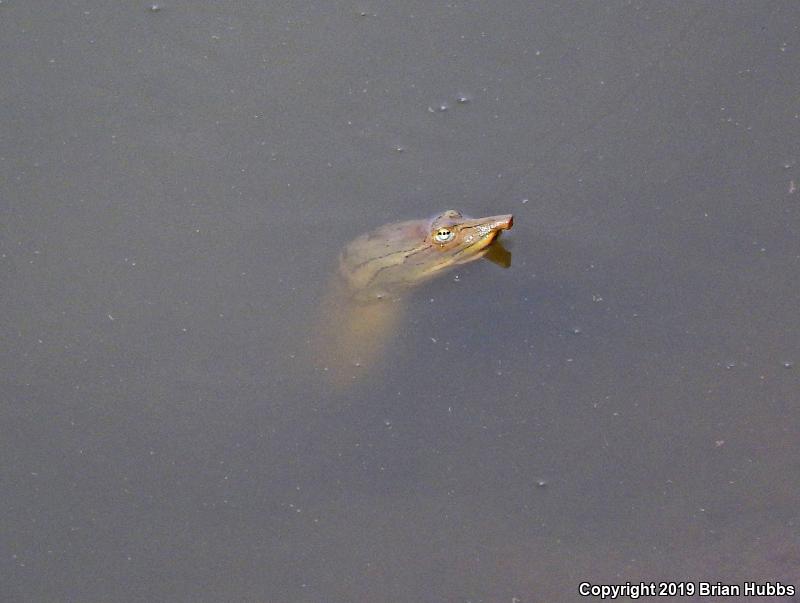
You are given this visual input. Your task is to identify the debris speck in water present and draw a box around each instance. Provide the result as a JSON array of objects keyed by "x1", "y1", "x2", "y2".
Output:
[{"x1": 428, "y1": 103, "x2": 449, "y2": 113}]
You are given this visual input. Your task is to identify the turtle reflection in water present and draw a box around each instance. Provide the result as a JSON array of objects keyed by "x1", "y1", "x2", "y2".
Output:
[{"x1": 315, "y1": 209, "x2": 513, "y2": 386}]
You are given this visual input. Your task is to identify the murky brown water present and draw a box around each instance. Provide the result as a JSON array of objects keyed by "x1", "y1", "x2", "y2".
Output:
[{"x1": 2, "y1": 2, "x2": 799, "y2": 601}]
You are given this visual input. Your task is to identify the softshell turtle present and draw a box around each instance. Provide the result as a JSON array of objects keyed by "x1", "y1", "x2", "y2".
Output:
[{"x1": 315, "y1": 209, "x2": 513, "y2": 386}]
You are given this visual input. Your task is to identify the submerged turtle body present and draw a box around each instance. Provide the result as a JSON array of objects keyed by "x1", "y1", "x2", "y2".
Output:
[{"x1": 315, "y1": 209, "x2": 513, "y2": 387}]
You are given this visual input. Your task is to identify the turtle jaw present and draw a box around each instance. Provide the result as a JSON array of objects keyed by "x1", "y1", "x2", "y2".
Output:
[{"x1": 453, "y1": 214, "x2": 514, "y2": 261}]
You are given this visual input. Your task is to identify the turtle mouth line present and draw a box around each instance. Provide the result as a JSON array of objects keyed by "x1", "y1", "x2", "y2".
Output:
[
  {"x1": 448, "y1": 230, "x2": 505, "y2": 264},
  {"x1": 472, "y1": 233, "x2": 502, "y2": 253},
  {"x1": 464, "y1": 214, "x2": 513, "y2": 237},
  {"x1": 464, "y1": 216, "x2": 512, "y2": 248}
]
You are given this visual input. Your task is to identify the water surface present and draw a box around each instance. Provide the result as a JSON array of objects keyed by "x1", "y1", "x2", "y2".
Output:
[{"x1": 1, "y1": 2, "x2": 799, "y2": 601}]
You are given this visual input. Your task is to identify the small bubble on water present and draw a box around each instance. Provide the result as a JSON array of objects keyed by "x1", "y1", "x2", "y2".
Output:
[
  {"x1": 783, "y1": 361, "x2": 794, "y2": 369},
  {"x1": 536, "y1": 479, "x2": 547, "y2": 488},
  {"x1": 428, "y1": 102, "x2": 449, "y2": 113},
  {"x1": 521, "y1": 198, "x2": 529, "y2": 204},
  {"x1": 571, "y1": 327, "x2": 582, "y2": 335},
  {"x1": 149, "y1": 3, "x2": 161, "y2": 12},
  {"x1": 392, "y1": 144, "x2": 406, "y2": 153},
  {"x1": 456, "y1": 94, "x2": 471, "y2": 104}
]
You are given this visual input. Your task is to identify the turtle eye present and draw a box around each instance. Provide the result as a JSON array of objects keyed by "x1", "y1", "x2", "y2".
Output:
[{"x1": 434, "y1": 227, "x2": 455, "y2": 243}]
